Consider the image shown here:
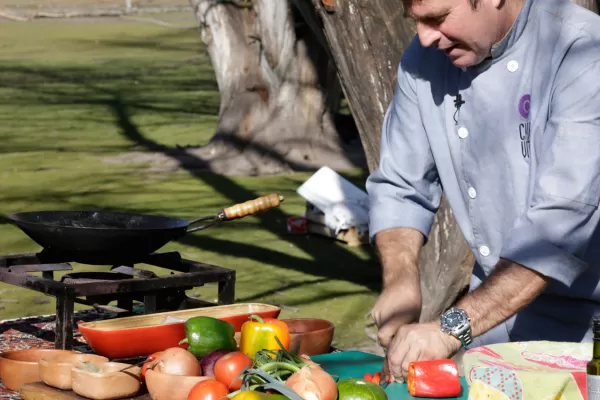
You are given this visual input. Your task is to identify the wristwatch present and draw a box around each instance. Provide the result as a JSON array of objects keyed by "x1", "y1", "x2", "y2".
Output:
[{"x1": 440, "y1": 307, "x2": 473, "y2": 349}]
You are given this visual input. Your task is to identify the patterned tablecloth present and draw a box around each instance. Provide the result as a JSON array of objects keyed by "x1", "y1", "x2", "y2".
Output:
[
  {"x1": 0, "y1": 309, "x2": 122, "y2": 399},
  {"x1": 463, "y1": 341, "x2": 591, "y2": 400}
]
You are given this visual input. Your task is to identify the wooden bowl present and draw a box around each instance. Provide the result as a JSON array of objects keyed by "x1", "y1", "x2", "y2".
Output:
[
  {"x1": 0, "y1": 349, "x2": 77, "y2": 391},
  {"x1": 145, "y1": 369, "x2": 212, "y2": 400},
  {"x1": 71, "y1": 361, "x2": 142, "y2": 400},
  {"x1": 78, "y1": 303, "x2": 281, "y2": 359},
  {"x1": 39, "y1": 353, "x2": 109, "y2": 390},
  {"x1": 283, "y1": 318, "x2": 335, "y2": 356}
]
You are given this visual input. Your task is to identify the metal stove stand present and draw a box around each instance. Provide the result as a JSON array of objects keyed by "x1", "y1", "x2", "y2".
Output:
[{"x1": 0, "y1": 251, "x2": 236, "y2": 350}]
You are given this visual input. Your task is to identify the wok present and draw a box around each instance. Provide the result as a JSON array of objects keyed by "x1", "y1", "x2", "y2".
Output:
[{"x1": 10, "y1": 193, "x2": 284, "y2": 264}]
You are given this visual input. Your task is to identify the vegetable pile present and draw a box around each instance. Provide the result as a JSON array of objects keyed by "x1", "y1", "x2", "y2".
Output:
[{"x1": 140, "y1": 314, "x2": 391, "y2": 400}]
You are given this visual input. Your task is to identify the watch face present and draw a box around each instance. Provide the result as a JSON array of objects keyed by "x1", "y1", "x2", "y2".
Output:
[{"x1": 441, "y1": 309, "x2": 467, "y2": 330}]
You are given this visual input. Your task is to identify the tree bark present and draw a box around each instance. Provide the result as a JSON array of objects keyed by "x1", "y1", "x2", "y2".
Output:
[
  {"x1": 572, "y1": 0, "x2": 599, "y2": 13},
  {"x1": 309, "y1": 0, "x2": 473, "y2": 323},
  {"x1": 187, "y1": 0, "x2": 364, "y2": 176}
]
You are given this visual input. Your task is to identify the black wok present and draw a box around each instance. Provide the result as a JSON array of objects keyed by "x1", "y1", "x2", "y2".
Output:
[{"x1": 10, "y1": 193, "x2": 284, "y2": 264}]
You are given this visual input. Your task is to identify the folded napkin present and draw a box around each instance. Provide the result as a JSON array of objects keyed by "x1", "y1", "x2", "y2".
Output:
[{"x1": 463, "y1": 341, "x2": 591, "y2": 400}]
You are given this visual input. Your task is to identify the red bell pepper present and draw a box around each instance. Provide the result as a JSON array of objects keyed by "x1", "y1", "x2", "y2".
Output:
[{"x1": 407, "y1": 359, "x2": 461, "y2": 398}]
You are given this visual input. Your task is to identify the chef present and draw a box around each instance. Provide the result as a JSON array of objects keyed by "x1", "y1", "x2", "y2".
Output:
[{"x1": 366, "y1": 0, "x2": 600, "y2": 381}]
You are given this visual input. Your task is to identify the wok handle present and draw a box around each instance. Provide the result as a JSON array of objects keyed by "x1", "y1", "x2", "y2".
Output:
[{"x1": 220, "y1": 193, "x2": 284, "y2": 221}]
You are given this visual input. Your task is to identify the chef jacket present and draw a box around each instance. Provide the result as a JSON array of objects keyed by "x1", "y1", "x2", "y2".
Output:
[{"x1": 366, "y1": 0, "x2": 600, "y2": 345}]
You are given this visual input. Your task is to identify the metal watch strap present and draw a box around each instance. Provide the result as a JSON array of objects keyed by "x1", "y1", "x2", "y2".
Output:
[{"x1": 456, "y1": 326, "x2": 473, "y2": 349}]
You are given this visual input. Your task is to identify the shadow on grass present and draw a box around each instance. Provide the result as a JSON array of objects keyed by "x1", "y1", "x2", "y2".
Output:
[{"x1": 0, "y1": 51, "x2": 380, "y2": 309}]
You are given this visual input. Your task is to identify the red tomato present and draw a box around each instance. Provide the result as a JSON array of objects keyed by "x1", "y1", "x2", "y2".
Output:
[
  {"x1": 187, "y1": 379, "x2": 229, "y2": 400},
  {"x1": 372, "y1": 372, "x2": 382, "y2": 385},
  {"x1": 141, "y1": 352, "x2": 162, "y2": 382},
  {"x1": 213, "y1": 351, "x2": 252, "y2": 391}
]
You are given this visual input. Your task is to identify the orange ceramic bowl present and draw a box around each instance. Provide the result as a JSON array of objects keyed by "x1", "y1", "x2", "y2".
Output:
[
  {"x1": 0, "y1": 349, "x2": 77, "y2": 391},
  {"x1": 283, "y1": 318, "x2": 335, "y2": 356},
  {"x1": 78, "y1": 303, "x2": 281, "y2": 359}
]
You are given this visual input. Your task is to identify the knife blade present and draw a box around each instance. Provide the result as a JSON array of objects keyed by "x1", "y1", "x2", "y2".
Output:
[{"x1": 379, "y1": 348, "x2": 390, "y2": 389}]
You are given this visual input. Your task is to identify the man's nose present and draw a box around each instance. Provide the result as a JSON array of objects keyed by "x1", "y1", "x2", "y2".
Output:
[{"x1": 417, "y1": 22, "x2": 441, "y2": 48}]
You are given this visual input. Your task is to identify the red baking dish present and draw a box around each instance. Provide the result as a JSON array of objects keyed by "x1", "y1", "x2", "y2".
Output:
[{"x1": 77, "y1": 303, "x2": 280, "y2": 359}]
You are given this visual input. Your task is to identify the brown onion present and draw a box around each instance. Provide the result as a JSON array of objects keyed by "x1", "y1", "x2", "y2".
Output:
[
  {"x1": 286, "y1": 364, "x2": 337, "y2": 400},
  {"x1": 300, "y1": 355, "x2": 317, "y2": 365},
  {"x1": 154, "y1": 347, "x2": 201, "y2": 376}
]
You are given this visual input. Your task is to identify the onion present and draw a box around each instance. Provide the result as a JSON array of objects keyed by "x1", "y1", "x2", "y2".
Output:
[
  {"x1": 286, "y1": 364, "x2": 338, "y2": 400},
  {"x1": 153, "y1": 347, "x2": 202, "y2": 376},
  {"x1": 300, "y1": 355, "x2": 317, "y2": 365},
  {"x1": 200, "y1": 349, "x2": 231, "y2": 377}
]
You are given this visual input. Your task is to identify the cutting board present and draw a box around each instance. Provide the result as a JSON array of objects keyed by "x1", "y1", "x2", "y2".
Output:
[
  {"x1": 312, "y1": 351, "x2": 469, "y2": 400},
  {"x1": 19, "y1": 383, "x2": 150, "y2": 400}
]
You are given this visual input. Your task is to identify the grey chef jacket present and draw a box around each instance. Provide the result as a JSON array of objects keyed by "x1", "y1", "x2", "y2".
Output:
[{"x1": 366, "y1": 0, "x2": 600, "y2": 346}]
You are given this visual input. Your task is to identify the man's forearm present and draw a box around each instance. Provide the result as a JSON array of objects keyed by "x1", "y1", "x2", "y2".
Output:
[
  {"x1": 375, "y1": 228, "x2": 425, "y2": 287},
  {"x1": 456, "y1": 259, "x2": 549, "y2": 337}
]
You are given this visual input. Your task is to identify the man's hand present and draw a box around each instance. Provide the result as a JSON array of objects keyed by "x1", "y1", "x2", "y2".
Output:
[
  {"x1": 382, "y1": 259, "x2": 549, "y2": 382},
  {"x1": 385, "y1": 322, "x2": 461, "y2": 381},
  {"x1": 371, "y1": 278, "x2": 421, "y2": 348}
]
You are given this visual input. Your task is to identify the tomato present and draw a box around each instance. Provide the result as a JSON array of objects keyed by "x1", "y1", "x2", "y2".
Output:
[
  {"x1": 187, "y1": 379, "x2": 229, "y2": 400},
  {"x1": 213, "y1": 351, "x2": 252, "y2": 391},
  {"x1": 141, "y1": 352, "x2": 162, "y2": 382},
  {"x1": 362, "y1": 372, "x2": 381, "y2": 385},
  {"x1": 371, "y1": 372, "x2": 381, "y2": 385}
]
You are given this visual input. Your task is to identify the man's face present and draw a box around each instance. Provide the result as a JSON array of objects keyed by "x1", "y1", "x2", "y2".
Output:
[{"x1": 407, "y1": 0, "x2": 506, "y2": 67}]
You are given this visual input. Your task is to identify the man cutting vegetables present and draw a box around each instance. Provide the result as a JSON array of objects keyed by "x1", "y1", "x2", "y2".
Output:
[{"x1": 366, "y1": 0, "x2": 600, "y2": 382}]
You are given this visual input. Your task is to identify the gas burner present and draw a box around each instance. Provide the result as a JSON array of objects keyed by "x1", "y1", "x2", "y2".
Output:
[
  {"x1": 0, "y1": 251, "x2": 236, "y2": 350},
  {"x1": 60, "y1": 272, "x2": 134, "y2": 284}
]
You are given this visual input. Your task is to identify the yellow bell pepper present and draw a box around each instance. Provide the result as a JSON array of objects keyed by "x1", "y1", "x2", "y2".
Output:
[
  {"x1": 240, "y1": 315, "x2": 290, "y2": 359},
  {"x1": 232, "y1": 392, "x2": 289, "y2": 400}
]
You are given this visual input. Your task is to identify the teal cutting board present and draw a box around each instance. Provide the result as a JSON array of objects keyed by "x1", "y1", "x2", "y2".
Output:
[{"x1": 311, "y1": 351, "x2": 468, "y2": 399}]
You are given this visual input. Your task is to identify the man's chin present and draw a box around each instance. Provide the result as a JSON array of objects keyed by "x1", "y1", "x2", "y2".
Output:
[{"x1": 447, "y1": 53, "x2": 479, "y2": 68}]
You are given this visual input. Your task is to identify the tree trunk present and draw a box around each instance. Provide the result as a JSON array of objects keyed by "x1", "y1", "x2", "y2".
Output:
[
  {"x1": 572, "y1": 0, "x2": 599, "y2": 13},
  {"x1": 187, "y1": 0, "x2": 365, "y2": 176},
  {"x1": 308, "y1": 0, "x2": 473, "y2": 323}
]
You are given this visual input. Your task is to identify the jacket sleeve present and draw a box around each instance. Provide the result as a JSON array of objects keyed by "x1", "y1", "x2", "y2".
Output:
[
  {"x1": 366, "y1": 40, "x2": 442, "y2": 242},
  {"x1": 500, "y1": 60, "x2": 600, "y2": 286}
]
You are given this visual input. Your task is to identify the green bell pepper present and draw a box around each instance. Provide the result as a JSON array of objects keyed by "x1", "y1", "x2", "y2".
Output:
[{"x1": 178, "y1": 316, "x2": 237, "y2": 358}]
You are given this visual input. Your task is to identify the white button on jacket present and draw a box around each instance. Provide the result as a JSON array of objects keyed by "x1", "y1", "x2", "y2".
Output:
[{"x1": 479, "y1": 246, "x2": 491, "y2": 257}]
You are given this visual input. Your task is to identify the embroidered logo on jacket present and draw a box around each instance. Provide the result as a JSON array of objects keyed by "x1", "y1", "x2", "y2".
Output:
[{"x1": 518, "y1": 94, "x2": 531, "y2": 159}]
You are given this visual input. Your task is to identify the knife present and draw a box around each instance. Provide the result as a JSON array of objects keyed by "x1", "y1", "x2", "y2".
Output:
[{"x1": 379, "y1": 348, "x2": 391, "y2": 389}]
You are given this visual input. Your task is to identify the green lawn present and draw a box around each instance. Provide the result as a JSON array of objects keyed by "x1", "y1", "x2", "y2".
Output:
[
  {"x1": 0, "y1": 0, "x2": 188, "y2": 9},
  {"x1": 0, "y1": 16, "x2": 381, "y2": 351}
]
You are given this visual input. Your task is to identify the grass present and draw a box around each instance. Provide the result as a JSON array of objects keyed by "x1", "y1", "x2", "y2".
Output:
[
  {"x1": 0, "y1": 0, "x2": 188, "y2": 9},
  {"x1": 0, "y1": 15, "x2": 380, "y2": 351}
]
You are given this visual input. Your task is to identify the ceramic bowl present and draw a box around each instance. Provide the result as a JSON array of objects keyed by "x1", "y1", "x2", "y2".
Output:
[
  {"x1": 0, "y1": 349, "x2": 77, "y2": 391},
  {"x1": 71, "y1": 361, "x2": 142, "y2": 400},
  {"x1": 39, "y1": 353, "x2": 109, "y2": 390},
  {"x1": 145, "y1": 369, "x2": 212, "y2": 400},
  {"x1": 283, "y1": 318, "x2": 335, "y2": 356},
  {"x1": 78, "y1": 303, "x2": 280, "y2": 359}
]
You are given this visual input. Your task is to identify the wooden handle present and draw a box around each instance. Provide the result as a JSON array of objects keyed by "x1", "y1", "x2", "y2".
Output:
[{"x1": 222, "y1": 194, "x2": 284, "y2": 220}]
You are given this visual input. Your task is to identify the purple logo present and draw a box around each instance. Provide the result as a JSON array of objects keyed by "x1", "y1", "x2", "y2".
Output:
[{"x1": 518, "y1": 94, "x2": 531, "y2": 119}]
